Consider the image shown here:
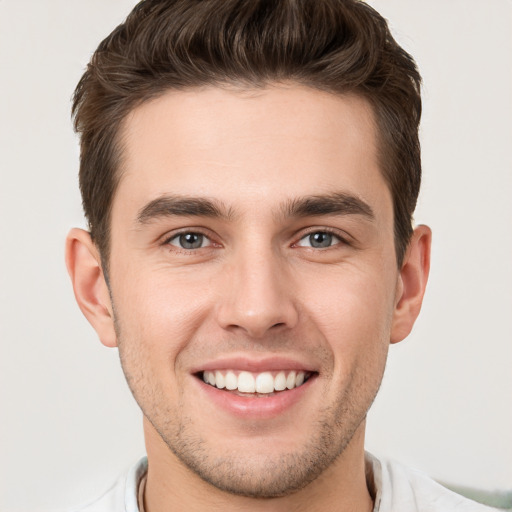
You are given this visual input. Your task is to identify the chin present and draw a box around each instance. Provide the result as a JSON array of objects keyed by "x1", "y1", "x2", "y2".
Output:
[{"x1": 152, "y1": 406, "x2": 365, "y2": 499}]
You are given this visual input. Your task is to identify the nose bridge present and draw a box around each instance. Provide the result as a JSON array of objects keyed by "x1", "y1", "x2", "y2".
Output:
[{"x1": 216, "y1": 237, "x2": 298, "y2": 338}]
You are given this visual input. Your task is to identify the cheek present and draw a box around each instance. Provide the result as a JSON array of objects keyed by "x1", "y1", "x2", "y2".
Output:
[
  {"x1": 295, "y1": 265, "x2": 393, "y2": 423},
  {"x1": 299, "y1": 264, "x2": 396, "y2": 366},
  {"x1": 112, "y1": 271, "x2": 214, "y2": 413},
  {"x1": 112, "y1": 269, "x2": 213, "y2": 362}
]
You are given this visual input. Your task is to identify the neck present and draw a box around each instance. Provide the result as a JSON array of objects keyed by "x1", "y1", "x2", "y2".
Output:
[{"x1": 142, "y1": 418, "x2": 374, "y2": 512}]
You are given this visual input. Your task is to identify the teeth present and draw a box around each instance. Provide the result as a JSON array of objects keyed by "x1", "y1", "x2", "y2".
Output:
[
  {"x1": 286, "y1": 371, "x2": 296, "y2": 390},
  {"x1": 274, "y1": 371, "x2": 287, "y2": 391},
  {"x1": 255, "y1": 372, "x2": 274, "y2": 393},
  {"x1": 225, "y1": 371, "x2": 237, "y2": 390},
  {"x1": 238, "y1": 371, "x2": 255, "y2": 393},
  {"x1": 201, "y1": 370, "x2": 309, "y2": 394},
  {"x1": 215, "y1": 371, "x2": 225, "y2": 389}
]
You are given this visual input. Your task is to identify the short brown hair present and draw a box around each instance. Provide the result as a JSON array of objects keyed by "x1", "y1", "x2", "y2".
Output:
[{"x1": 73, "y1": 0, "x2": 422, "y2": 270}]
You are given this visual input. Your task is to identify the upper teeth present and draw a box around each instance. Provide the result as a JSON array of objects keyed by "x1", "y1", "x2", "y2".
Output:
[{"x1": 202, "y1": 370, "x2": 307, "y2": 394}]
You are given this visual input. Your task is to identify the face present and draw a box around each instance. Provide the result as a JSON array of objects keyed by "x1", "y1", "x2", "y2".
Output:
[{"x1": 108, "y1": 86, "x2": 401, "y2": 497}]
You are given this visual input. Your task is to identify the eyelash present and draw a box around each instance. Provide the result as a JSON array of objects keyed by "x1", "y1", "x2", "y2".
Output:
[
  {"x1": 162, "y1": 227, "x2": 349, "y2": 252},
  {"x1": 163, "y1": 229, "x2": 217, "y2": 252},
  {"x1": 294, "y1": 228, "x2": 349, "y2": 249}
]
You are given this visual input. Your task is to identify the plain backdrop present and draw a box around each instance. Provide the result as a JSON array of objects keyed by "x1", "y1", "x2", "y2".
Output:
[{"x1": 0, "y1": 1, "x2": 511, "y2": 511}]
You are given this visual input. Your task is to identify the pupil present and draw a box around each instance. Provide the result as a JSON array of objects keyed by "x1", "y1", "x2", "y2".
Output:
[
  {"x1": 180, "y1": 233, "x2": 202, "y2": 249},
  {"x1": 310, "y1": 232, "x2": 332, "y2": 248}
]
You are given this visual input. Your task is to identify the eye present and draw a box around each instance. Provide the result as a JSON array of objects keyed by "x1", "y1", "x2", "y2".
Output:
[
  {"x1": 167, "y1": 232, "x2": 211, "y2": 250},
  {"x1": 296, "y1": 231, "x2": 342, "y2": 249}
]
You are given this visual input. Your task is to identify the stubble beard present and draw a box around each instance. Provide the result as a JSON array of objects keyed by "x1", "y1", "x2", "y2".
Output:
[
  {"x1": 120, "y1": 349, "x2": 380, "y2": 499},
  {"x1": 114, "y1": 313, "x2": 386, "y2": 499},
  {"x1": 154, "y1": 397, "x2": 369, "y2": 498}
]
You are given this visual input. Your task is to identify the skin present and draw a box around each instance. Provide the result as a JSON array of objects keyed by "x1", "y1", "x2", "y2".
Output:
[{"x1": 66, "y1": 85, "x2": 431, "y2": 512}]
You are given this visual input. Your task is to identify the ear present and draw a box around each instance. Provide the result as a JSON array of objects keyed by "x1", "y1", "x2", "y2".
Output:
[
  {"x1": 65, "y1": 228, "x2": 117, "y2": 348},
  {"x1": 390, "y1": 225, "x2": 431, "y2": 344}
]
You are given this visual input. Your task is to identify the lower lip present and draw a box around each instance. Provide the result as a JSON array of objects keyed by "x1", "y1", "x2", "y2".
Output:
[{"x1": 194, "y1": 375, "x2": 316, "y2": 419}]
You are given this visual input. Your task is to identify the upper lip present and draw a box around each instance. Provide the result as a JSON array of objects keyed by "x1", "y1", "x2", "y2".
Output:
[{"x1": 191, "y1": 355, "x2": 318, "y2": 374}]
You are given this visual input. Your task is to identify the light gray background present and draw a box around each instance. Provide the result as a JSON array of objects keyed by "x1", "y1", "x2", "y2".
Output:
[{"x1": 1, "y1": 1, "x2": 511, "y2": 511}]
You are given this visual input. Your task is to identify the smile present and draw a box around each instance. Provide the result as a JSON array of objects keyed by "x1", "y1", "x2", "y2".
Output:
[{"x1": 201, "y1": 370, "x2": 312, "y2": 395}]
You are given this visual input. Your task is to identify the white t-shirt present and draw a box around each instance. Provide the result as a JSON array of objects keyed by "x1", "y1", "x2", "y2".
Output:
[{"x1": 72, "y1": 453, "x2": 500, "y2": 511}]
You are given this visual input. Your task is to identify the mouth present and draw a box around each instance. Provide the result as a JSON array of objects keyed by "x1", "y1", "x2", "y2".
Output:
[
  {"x1": 192, "y1": 357, "x2": 319, "y2": 418},
  {"x1": 198, "y1": 369, "x2": 314, "y2": 397}
]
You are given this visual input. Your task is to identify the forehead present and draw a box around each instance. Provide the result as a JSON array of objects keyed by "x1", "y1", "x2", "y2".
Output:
[{"x1": 114, "y1": 85, "x2": 391, "y2": 222}]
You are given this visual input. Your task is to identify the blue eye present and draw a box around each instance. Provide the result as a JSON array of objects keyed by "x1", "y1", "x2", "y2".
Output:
[
  {"x1": 297, "y1": 231, "x2": 341, "y2": 248},
  {"x1": 168, "y1": 232, "x2": 210, "y2": 250}
]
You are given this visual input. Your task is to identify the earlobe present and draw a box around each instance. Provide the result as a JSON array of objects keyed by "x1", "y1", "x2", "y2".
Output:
[
  {"x1": 65, "y1": 228, "x2": 117, "y2": 348},
  {"x1": 390, "y1": 225, "x2": 431, "y2": 344}
]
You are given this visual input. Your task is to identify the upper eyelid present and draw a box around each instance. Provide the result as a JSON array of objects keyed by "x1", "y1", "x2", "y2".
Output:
[
  {"x1": 162, "y1": 228, "x2": 215, "y2": 244},
  {"x1": 299, "y1": 227, "x2": 343, "y2": 236},
  {"x1": 294, "y1": 226, "x2": 350, "y2": 243},
  {"x1": 164, "y1": 231, "x2": 218, "y2": 253},
  {"x1": 295, "y1": 231, "x2": 344, "y2": 248},
  {"x1": 168, "y1": 232, "x2": 210, "y2": 243}
]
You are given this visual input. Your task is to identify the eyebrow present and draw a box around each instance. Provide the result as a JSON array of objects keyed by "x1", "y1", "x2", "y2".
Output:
[
  {"x1": 136, "y1": 195, "x2": 234, "y2": 224},
  {"x1": 136, "y1": 191, "x2": 374, "y2": 225},
  {"x1": 281, "y1": 192, "x2": 375, "y2": 221}
]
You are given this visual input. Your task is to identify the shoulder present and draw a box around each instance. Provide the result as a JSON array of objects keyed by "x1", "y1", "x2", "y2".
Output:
[
  {"x1": 366, "y1": 453, "x2": 501, "y2": 512},
  {"x1": 69, "y1": 457, "x2": 147, "y2": 512}
]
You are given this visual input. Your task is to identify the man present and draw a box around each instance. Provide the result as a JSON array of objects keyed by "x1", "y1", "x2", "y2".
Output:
[{"x1": 65, "y1": 0, "x2": 497, "y2": 510}]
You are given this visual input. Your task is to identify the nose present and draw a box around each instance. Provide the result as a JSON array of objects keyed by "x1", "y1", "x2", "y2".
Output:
[{"x1": 215, "y1": 247, "x2": 299, "y2": 339}]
